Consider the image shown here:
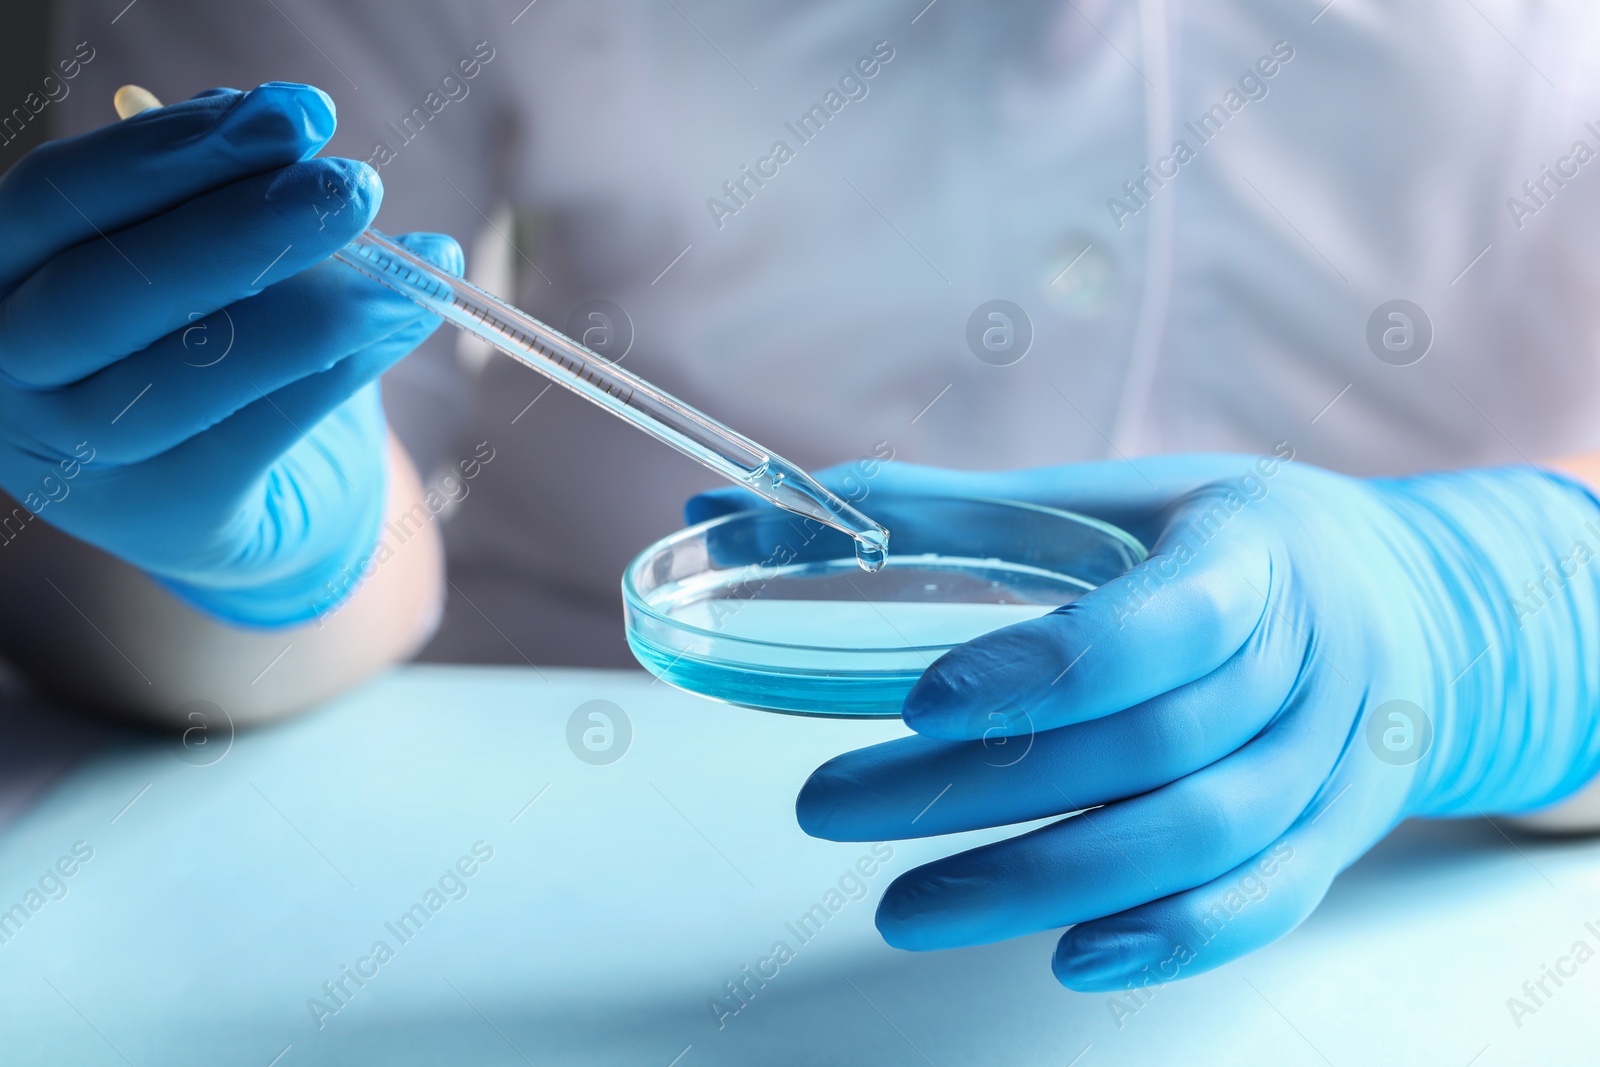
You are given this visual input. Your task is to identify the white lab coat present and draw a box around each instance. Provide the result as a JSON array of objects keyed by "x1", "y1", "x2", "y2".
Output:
[{"x1": 51, "y1": 0, "x2": 1600, "y2": 669}]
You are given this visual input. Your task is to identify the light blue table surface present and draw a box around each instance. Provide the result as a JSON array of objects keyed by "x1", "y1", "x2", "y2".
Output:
[{"x1": 1, "y1": 664, "x2": 1598, "y2": 1066}]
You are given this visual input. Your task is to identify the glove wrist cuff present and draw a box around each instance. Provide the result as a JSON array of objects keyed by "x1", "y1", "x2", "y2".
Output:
[
  {"x1": 155, "y1": 472, "x2": 389, "y2": 630},
  {"x1": 1376, "y1": 465, "x2": 1600, "y2": 817}
]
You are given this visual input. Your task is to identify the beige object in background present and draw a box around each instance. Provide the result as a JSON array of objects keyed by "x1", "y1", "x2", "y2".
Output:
[{"x1": 111, "y1": 83, "x2": 162, "y2": 119}]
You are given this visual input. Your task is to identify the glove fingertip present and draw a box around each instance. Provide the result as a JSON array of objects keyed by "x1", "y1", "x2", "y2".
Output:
[
  {"x1": 874, "y1": 867, "x2": 980, "y2": 952},
  {"x1": 873, "y1": 880, "x2": 926, "y2": 951},
  {"x1": 794, "y1": 778, "x2": 837, "y2": 839},
  {"x1": 900, "y1": 663, "x2": 970, "y2": 738},
  {"x1": 902, "y1": 644, "x2": 1023, "y2": 739},
  {"x1": 218, "y1": 82, "x2": 338, "y2": 159},
  {"x1": 794, "y1": 755, "x2": 872, "y2": 840},
  {"x1": 1051, "y1": 927, "x2": 1160, "y2": 992},
  {"x1": 265, "y1": 156, "x2": 382, "y2": 236},
  {"x1": 394, "y1": 232, "x2": 465, "y2": 278}
]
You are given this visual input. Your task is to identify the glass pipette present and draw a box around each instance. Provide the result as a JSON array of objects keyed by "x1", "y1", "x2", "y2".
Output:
[
  {"x1": 334, "y1": 230, "x2": 889, "y2": 570},
  {"x1": 108, "y1": 86, "x2": 889, "y2": 569}
]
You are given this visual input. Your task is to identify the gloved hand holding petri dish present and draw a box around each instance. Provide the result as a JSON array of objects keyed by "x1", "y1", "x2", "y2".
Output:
[{"x1": 669, "y1": 453, "x2": 1600, "y2": 991}]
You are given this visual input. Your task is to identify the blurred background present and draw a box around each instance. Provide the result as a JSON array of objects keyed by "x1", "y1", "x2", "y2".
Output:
[{"x1": 1, "y1": 6, "x2": 52, "y2": 169}]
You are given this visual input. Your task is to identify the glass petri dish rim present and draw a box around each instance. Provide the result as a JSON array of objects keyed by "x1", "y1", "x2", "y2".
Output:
[{"x1": 621, "y1": 494, "x2": 1148, "y2": 656}]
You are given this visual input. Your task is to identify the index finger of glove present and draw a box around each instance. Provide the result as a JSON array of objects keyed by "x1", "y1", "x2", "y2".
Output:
[
  {"x1": 0, "y1": 82, "x2": 336, "y2": 296},
  {"x1": 903, "y1": 494, "x2": 1273, "y2": 739},
  {"x1": 0, "y1": 156, "x2": 379, "y2": 386}
]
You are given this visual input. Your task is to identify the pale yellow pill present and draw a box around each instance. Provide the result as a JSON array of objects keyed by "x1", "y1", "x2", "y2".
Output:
[{"x1": 113, "y1": 84, "x2": 164, "y2": 119}]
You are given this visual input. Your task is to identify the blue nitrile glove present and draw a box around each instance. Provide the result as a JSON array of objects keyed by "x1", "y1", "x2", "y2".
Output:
[
  {"x1": 688, "y1": 452, "x2": 1600, "y2": 989},
  {"x1": 0, "y1": 83, "x2": 461, "y2": 626}
]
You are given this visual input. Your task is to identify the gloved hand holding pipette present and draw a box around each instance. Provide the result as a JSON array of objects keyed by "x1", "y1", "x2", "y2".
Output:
[
  {"x1": 0, "y1": 76, "x2": 882, "y2": 715},
  {"x1": 694, "y1": 455, "x2": 1600, "y2": 987},
  {"x1": 63, "y1": 80, "x2": 886, "y2": 587},
  {"x1": 0, "y1": 83, "x2": 460, "y2": 626}
]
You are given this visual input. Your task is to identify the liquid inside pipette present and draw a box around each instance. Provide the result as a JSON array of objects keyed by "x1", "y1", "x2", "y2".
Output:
[{"x1": 746, "y1": 457, "x2": 890, "y2": 573}]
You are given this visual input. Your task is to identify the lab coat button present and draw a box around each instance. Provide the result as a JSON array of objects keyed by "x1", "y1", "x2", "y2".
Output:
[{"x1": 1042, "y1": 235, "x2": 1115, "y2": 316}]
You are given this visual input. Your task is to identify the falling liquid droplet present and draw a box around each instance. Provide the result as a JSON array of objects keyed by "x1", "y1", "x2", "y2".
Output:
[{"x1": 854, "y1": 536, "x2": 888, "y2": 574}]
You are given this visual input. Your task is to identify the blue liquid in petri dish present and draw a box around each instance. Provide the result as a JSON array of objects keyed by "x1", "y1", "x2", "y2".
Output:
[{"x1": 623, "y1": 497, "x2": 1145, "y2": 717}]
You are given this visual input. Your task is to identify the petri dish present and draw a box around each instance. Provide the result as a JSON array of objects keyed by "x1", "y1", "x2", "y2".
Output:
[{"x1": 622, "y1": 496, "x2": 1145, "y2": 717}]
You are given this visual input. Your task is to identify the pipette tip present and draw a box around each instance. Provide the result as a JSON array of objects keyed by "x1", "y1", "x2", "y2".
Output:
[{"x1": 750, "y1": 458, "x2": 890, "y2": 572}]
